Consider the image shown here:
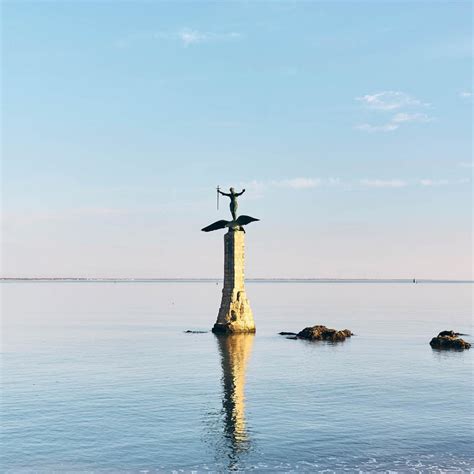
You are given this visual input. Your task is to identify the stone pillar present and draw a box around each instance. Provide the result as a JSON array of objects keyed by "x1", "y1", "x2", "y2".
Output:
[{"x1": 212, "y1": 230, "x2": 256, "y2": 334}]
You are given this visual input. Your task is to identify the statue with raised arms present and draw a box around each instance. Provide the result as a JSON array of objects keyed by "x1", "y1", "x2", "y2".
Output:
[{"x1": 202, "y1": 186, "x2": 260, "y2": 233}]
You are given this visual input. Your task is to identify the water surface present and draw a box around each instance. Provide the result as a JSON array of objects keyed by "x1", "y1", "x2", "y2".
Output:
[{"x1": 1, "y1": 282, "x2": 472, "y2": 472}]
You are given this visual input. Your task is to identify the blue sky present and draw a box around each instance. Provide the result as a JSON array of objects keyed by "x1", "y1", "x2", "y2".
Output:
[{"x1": 2, "y1": 1, "x2": 472, "y2": 278}]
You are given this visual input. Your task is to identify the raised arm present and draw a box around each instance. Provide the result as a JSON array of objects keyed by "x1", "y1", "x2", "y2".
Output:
[
  {"x1": 235, "y1": 189, "x2": 246, "y2": 197},
  {"x1": 218, "y1": 190, "x2": 231, "y2": 197}
]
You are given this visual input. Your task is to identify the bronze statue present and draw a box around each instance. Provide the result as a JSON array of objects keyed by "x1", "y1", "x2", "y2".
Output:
[
  {"x1": 219, "y1": 187, "x2": 245, "y2": 220},
  {"x1": 202, "y1": 186, "x2": 260, "y2": 232}
]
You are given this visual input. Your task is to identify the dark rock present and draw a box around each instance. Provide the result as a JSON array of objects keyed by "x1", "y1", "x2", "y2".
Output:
[
  {"x1": 438, "y1": 330, "x2": 460, "y2": 337},
  {"x1": 430, "y1": 331, "x2": 471, "y2": 350},
  {"x1": 285, "y1": 336, "x2": 298, "y2": 340},
  {"x1": 184, "y1": 330, "x2": 208, "y2": 334},
  {"x1": 296, "y1": 325, "x2": 353, "y2": 342},
  {"x1": 279, "y1": 332, "x2": 297, "y2": 336}
]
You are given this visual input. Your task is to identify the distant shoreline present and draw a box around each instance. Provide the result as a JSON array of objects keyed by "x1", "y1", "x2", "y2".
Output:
[{"x1": 1, "y1": 278, "x2": 472, "y2": 284}]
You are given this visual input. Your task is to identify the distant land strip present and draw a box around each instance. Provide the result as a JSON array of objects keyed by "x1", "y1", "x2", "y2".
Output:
[{"x1": 1, "y1": 277, "x2": 473, "y2": 284}]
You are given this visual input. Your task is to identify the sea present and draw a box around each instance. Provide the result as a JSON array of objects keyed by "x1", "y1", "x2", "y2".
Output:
[{"x1": 1, "y1": 281, "x2": 473, "y2": 472}]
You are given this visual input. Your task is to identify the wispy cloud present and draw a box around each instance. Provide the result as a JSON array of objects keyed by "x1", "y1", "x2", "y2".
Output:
[
  {"x1": 2, "y1": 208, "x2": 132, "y2": 227},
  {"x1": 419, "y1": 178, "x2": 470, "y2": 186},
  {"x1": 356, "y1": 91, "x2": 427, "y2": 110},
  {"x1": 240, "y1": 177, "x2": 329, "y2": 198},
  {"x1": 459, "y1": 91, "x2": 472, "y2": 99},
  {"x1": 239, "y1": 176, "x2": 468, "y2": 197},
  {"x1": 355, "y1": 91, "x2": 432, "y2": 133},
  {"x1": 359, "y1": 179, "x2": 408, "y2": 188},
  {"x1": 118, "y1": 28, "x2": 243, "y2": 48},
  {"x1": 272, "y1": 178, "x2": 321, "y2": 189},
  {"x1": 458, "y1": 162, "x2": 473, "y2": 168},
  {"x1": 418, "y1": 179, "x2": 449, "y2": 187},
  {"x1": 177, "y1": 29, "x2": 207, "y2": 46},
  {"x1": 239, "y1": 178, "x2": 315, "y2": 199},
  {"x1": 391, "y1": 112, "x2": 432, "y2": 124},
  {"x1": 355, "y1": 123, "x2": 399, "y2": 133},
  {"x1": 177, "y1": 28, "x2": 241, "y2": 46}
]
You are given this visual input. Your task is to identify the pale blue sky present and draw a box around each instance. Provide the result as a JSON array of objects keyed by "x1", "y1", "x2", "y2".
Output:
[{"x1": 2, "y1": 1, "x2": 472, "y2": 278}]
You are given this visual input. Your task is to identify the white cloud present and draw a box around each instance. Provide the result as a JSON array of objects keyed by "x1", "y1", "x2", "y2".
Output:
[
  {"x1": 391, "y1": 112, "x2": 432, "y2": 123},
  {"x1": 419, "y1": 178, "x2": 471, "y2": 187},
  {"x1": 240, "y1": 180, "x2": 268, "y2": 199},
  {"x1": 240, "y1": 176, "x2": 468, "y2": 197},
  {"x1": 359, "y1": 179, "x2": 408, "y2": 188},
  {"x1": 2, "y1": 208, "x2": 132, "y2": 227},
  {"x1": 177, "y1": 28, "x2": 241, "y2": 46},
  {"x1": 419, "y1": 179, "x2": 449, "y2": 186},
  {"x1": 458, "y1": 162, "x2": 473, "y2": 168},
  {"x1": 459, "y1": 91, "x2": 472, "y2": 99},
  {"x1": 356, "y1": 91, "x2": 425, "y2": 110},
  {"x1": 355, "y1": 123, "x2": 399, "y2": 133},
  {"x1": 118, "y1": 29, "x2": 242, "y2": 48},
  {"x1": 355, "y1": 91, "x2": 432, "y2": 133},
  {"x1": 272, "y1": 178, "x2": 321, "y2": 189},
  {"x1": 240, "y1": 177, "x2": 326, "y2": 198},
  {"x1": 327, "y1": 177, "x2": 341, "y2": 186},
  {"x1": 178, "y1": 29, "x2": 207, "y2": 46}
]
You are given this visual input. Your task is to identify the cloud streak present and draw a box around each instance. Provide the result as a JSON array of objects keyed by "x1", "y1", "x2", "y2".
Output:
[
  {"x1": 118, "y1": 28, "x2": 243, "y2": 48},
  {"x1": 355, "y1": 91, "x2": 432, "y2": 133},
  {"x1": 359, "y1": 179, "x2": 407, "y2": 188},
  {"x1": 355, "y1": 123, "x2": 399, "y2": 133},
  {"x1": 177, "y1": 28, "x2": 241, "y2": 46},
  {"x1": 240, "y1": 177, "x2": 469, "y2": 197},
  {"x1": 356, "y1": 91, "x2": 426, "y2": 110},
  {"x1": 272, "y1": 178, "x2": 321, "y2": 189}
]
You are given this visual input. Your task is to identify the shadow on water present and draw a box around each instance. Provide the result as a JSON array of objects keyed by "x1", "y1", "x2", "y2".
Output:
[{"x1": 212, "y1": 333, "x2": 255, "y2": 471}]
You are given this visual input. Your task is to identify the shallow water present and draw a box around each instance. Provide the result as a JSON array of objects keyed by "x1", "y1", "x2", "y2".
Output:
[{"x1": 1, "y1": 282, "x2": 473, "y2": 472}]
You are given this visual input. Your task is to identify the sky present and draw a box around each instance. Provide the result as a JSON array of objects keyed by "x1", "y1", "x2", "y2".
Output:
[{"x1": 1, "y1": 1, "x2": 472, "y2": 279}]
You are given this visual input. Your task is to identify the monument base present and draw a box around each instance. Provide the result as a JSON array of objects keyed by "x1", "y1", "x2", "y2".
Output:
[
  {"x1": 212, "y1": 324, "x2": 256, "y2": 334},
  {"x1": 212, "y1": 288, "x2": 255, "y2": 334},
  {"x1": 212, "y1": 230, "x2": 256, "y2": 334}
]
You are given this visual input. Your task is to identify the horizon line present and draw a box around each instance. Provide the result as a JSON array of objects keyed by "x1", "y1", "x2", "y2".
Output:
[{"x1": 1, "y1": 277, "x2": 473, "y2": 283}]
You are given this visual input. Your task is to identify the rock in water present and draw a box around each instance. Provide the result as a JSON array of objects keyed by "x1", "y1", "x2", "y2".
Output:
[
  {"x1": 296, "y1": 325, "x2": 353, "y2": 342},
  {"x1": 430, "y1": 331, "x2": 471, "y2": 350},
  {"x1": 437, "y1": 330, "x2": 460, "y2": 337}
]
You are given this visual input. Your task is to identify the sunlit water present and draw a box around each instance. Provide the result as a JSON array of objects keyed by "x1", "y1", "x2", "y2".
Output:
[{"x1": 1, "y1": 282, "x2": 473, "y2": 472}]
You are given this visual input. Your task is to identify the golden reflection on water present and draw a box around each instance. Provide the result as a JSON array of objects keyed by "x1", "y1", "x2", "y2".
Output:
[{"x1": 215, "y1": 334, "x2": 255, "y2": 468}]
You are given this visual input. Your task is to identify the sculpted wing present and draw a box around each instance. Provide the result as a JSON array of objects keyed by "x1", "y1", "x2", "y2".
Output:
[
  {"x1": 201, "y1": 220, "x2": 230, "y2": 232},
  {"x1": 235, "y1": 215, "x2": 260, "y2": 226}
]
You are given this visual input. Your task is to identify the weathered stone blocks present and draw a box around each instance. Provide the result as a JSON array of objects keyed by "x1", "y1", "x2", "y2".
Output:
[{"x1": 212, "y1": 230, "x2": 256, "y2": 334}]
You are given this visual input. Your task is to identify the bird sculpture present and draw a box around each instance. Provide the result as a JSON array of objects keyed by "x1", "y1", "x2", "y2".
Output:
[{"x1": 202, "y1": 215, "x2": 259, "y2": 232}]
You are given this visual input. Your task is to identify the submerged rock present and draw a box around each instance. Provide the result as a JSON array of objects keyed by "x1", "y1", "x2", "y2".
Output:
[
  {"x1": 279, "y1": 331, "x2": 297, "y2": 336},
  {"x1": 184, "y1": 330, "x2": 208, "y2": 334},
  {"x1": 430, "y1": 331, "x2": 471, "y2": 350},
  {"x1": 296, "y1": 325, "x2": 353, "y2": 342}
]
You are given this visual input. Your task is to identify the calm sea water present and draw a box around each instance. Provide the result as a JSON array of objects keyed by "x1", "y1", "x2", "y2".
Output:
[{"x1": 1, "y1": 282, "x2": 473, "y2": 472}]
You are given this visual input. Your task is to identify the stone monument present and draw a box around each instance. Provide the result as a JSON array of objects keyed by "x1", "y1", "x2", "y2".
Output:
[{"x1": 201, "y1": 187, "x2": 259, "y2": 333}]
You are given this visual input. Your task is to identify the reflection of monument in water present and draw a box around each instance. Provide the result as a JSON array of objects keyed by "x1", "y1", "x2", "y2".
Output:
[
  {"x1": 202, "y1": 187, "x2": 259, "y2": 333},
  {"x1": 216, "y1": 334, "x2": 254, "y2": 467}
]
